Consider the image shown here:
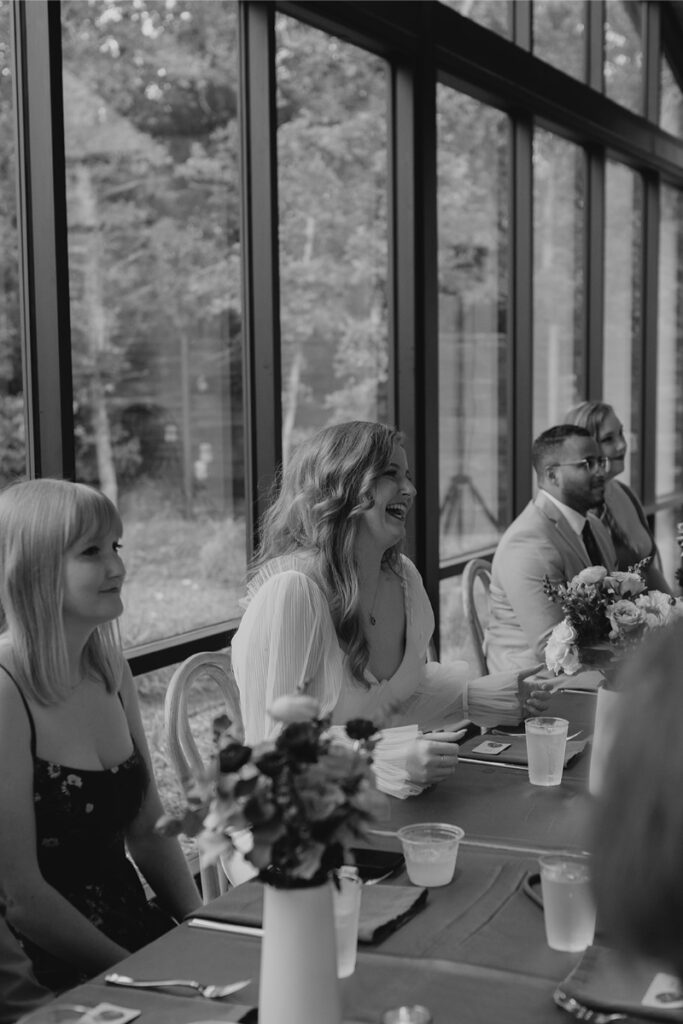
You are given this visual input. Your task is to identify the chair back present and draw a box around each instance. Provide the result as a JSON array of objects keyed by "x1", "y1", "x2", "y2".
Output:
[
  {"x1": 164, "y1": 649, "x2": 244, "y2": 901},
  {"x1": 462, "y1": 558, "x2": 492, "y2": 677}
]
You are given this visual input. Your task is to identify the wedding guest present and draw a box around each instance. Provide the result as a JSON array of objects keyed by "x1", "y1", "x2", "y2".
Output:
[
  {"x1": 0, "y1": 480, "x2": 201, "y2": 992},
  {"x1": 591, "y1": 620, "x2": 683, "y2": 979},
  {"x1": 231, "y1": 421, "x2": 551, "y2": 798},
  {"x1": 0, "y1": 912, "x2": 50, "y2": 1023},
  {"x1": 564, "y1": 400, "x2": 672, "y2": 594},
  {"x1": 485, "y1": 425, "x2": 617, "y2": 672}
]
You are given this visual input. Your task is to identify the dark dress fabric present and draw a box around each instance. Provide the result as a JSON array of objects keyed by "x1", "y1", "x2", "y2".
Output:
[{"x1": 7, "y1": 673, "x2": 175, "y2": 991}]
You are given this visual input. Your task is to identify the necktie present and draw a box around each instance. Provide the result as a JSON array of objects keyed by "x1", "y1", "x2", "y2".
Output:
[{"x1": 582, "y1": 519, "x2": 604, "y2": 566}]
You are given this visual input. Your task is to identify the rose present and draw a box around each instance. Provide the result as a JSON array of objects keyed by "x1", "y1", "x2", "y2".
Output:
[
  {"x1": 545, "y1": 618, "x2": 581, "y2": 675},
  {"x1": 269, "y1": 694, "x2": 321, "y2": 724},
  {"x1": 634, "y1": 590, "x2": 683, "y2": 629},
  {"x1": 607, "y1": 599, "x2": 647, "y2": 639},
  {"x1": 605, "y1": 571, "x2": 647, "y2": 598},
  {"x1": 571, "y1": 565, "x2": 608, "y2": 587}
]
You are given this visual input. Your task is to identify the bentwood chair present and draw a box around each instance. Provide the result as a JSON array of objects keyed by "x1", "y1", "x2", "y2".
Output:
[
  {"x1": 164, "y1": 649, "x2": 244, "y2": 901},
  {"x1": 461, "y1": 558, "x2": 492, "y2": 677}
]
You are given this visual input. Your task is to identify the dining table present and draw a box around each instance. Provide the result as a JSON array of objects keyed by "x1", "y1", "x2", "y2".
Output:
[{"x1": 19, "y1": 686, "x2": 612, "y2": 1024}]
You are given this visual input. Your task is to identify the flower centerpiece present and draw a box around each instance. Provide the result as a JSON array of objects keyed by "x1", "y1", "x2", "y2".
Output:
[
  {"x1": 543, "y1": 561, "x2": 683, "y2": 677},
  {"x1": 157, "y1": 693, "x2": 386, "y2": 1024}
]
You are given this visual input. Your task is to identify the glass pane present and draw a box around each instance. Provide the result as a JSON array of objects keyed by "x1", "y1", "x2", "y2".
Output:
[
  {"x1": 275, "y1": 16, "x2": 388, "y2": 462},
  {"x1": 61, "y1": 1, "x2": 245, "y2": 648},
  {"x1": 655, "y1": 185, "x2": 683, "y2": 581},
  {"x1": 533, "y1": 1, "x2": 585, "y2": 82},
  {"x1": 0, "y1": 0, "x2": 25, "y2": 484},
  {"x1": 532, "y1": 129, "x2": 585, "y2": 436},
  {"x1": 604, "y1": 0, "x2": 643, "y2": 115},
  {"x1": 437, "y1": 86, "x2": 509, "y2": 560},
  {"x1": 660, "y1": 54, "x2": 683, "y2": 138},
  {"x1": 603, "y1": 160, "x2": 642, "y2": 493},
  {"x1": 440, "y1": 1, "x2": 511, "y2": 38}
]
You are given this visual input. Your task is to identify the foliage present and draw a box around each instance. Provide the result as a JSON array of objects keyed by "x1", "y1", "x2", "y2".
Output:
[
  {"x1": 543, "y1": 563, "x2": 683, "y2": 675},
  {"x1": 157, "y1": 694, "x2": 385, "y2": 887}
]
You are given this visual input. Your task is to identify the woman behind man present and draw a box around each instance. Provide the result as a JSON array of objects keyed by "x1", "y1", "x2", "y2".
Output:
[
  {"x1": 232, "y1": 421, "x2": 550, "y2": 796},
  {"x1": 563, "y1": 401, "x2": 671, "y2": 594},
  {"x1": 0, "y1": 480, "x2": 201, "y2": 993}
]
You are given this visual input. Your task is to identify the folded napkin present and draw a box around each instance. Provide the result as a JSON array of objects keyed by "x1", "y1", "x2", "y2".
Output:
[
  {"x1": 457, "y1": 731, "x2": 589, "y2": 767},
  {"x1": 190, "y1": 878, "x2": 428, "y2": 945},
  {"x1": 558, "y1": 945, "x2": 683, "y2": 1021}
]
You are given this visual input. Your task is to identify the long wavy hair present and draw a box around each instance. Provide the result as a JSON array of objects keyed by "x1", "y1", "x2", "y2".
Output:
[
  {"x1": 591, "y1": 621, "x2": 683, "y2": 979},
  {"x1": 0, "y1": 479, "x2": 125, "y2": 705},
  {"x1": 563, "y1": 400, "x2": 614, "y2": 442},
  {"x1": 253, "y1": 421, "x2": 405, "y2": 685}
]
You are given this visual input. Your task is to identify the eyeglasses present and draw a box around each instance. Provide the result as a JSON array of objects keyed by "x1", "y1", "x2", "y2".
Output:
[{"x1": 551, "y1": 456, "x2": 610, "y2": 473}]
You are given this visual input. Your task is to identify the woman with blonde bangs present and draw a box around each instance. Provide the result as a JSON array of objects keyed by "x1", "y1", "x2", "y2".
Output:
[
  {"x1": 232, "y1": 421, "x2": 550, "y2": 798},
  {"x1": 563, "y1": 401, "x2": 672, "y2": 595},
  {"x1": 0, "y1": 479, "x2": 200, "y2": 993}
]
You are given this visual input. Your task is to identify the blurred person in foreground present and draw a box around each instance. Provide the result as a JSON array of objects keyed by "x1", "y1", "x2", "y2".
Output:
[
  {"x1": 564, "y1": 400, "x2": 671, "y2": 595},
  {"x1": 231, "y1": 420, "x2": 551, "y2": 799},
  {"x1": 592, "y1": 620, "x2": 683, "y2": 979},
  {"x1": 485, "y1": 425, "x2": 616, "y2": 673},
  {"x1": 0, "y1": 480, "x2": 201, "y2": 993}
]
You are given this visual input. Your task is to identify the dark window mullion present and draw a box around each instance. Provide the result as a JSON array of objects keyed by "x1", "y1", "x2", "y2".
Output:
[
  {"x1": 640, "y1": 175, "x2": 659, "y2": 512},
  {"x1": 585, "y1": 151, "x2": 605, "y2": 398},
  {"x1": 586, "y1": 0, "x2": 604, "y2": 93},
  {"x1": 510, "y1": 116, "x2": 533, "y2": 518},
  {"x1": 12, "y1": 0, "x2": 74, "y2": 479},
  {"x1": 239, "y1": 1, "x2": 282, "y2": 558}
]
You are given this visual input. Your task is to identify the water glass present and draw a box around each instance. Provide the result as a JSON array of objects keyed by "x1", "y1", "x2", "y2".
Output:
[
  {"x1": 539, "y1": 853, "x2": 596, "y2": 952},
  {"x1": 525, "y1": 717, "x2": 569, "y2": 786},
  {"x1": 332, "y1": 865, "x2": 362, "y2": 977},
  {"x1": 397, "y1": 823, "x2": 464, "y2": 887}
]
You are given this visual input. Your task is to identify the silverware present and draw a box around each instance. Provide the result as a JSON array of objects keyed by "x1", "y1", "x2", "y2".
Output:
[
  {"x1": 187, "y1": 918, "x2": 263, "y2": 937},
  {"x1": 554, "y1": 988, "x2": 627, "y2": 1022},
  {"x1": 105, "y1": 972, "x2": 251, "y2": 1000},
  {"x1": 491, "y1": 729, "x2": 583, "y2": 741}
]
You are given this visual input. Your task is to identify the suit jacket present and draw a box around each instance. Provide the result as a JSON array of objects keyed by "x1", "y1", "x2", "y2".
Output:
[{"x1": 484, "y1": 490, "x2": 617, "y2": 673}]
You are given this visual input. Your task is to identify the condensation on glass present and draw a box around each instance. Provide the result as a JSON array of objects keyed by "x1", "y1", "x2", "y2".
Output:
[
  {"x1": 604, "y1": 0, "x2": 643, "y2": 115},
  {"x1": 0, "y1": 0, "x2": 26, "y2": 483},
  {"x1": 437, "y1": 86, "x2": 509, "y2": 561},
  {"x1": 533, "y1": 1, "x2": 585, "y2": 82},
  {"x1": 532, "y1": 128, "x2": 585, "y2": 436},
  {"x1": 603, "y1": 159, "x2": 642, "y2": 494},
  {"x1": 60, "y1": 0, "x2": 245, "y2": 646},
  {"x1": 660, "y1": 54, "x2": 683, "y2": 138},
  {"x1": 275, "y1": 14, "x2": 388, "y2": 464},
  {"x1": 655, "y1": 184, "x2": 683, "y2": 580},
  {"x1": 441, "y1": 1, "x2": 511, "y2": 39}
]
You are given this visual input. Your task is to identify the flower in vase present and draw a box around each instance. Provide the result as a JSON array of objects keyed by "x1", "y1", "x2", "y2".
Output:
[
  {"x1": 545, "y1": 618, "x2": 581, "y2": 675},
  {"x1": 157, "y1": 693, "x2": 386, "y2": 887}
]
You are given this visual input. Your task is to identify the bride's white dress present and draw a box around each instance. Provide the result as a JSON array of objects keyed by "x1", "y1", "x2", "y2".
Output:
[{"x1": 231, "y1": 554, "x2": 522, "y2": 797}]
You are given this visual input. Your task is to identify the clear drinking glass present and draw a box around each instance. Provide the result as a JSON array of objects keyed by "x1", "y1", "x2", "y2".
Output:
[
  {"x1": 539, "y1": 853, "x2": 596, "y2": 952},
  {"x1": 525, "y1": 717, "x2": 569, "y2": 786}
]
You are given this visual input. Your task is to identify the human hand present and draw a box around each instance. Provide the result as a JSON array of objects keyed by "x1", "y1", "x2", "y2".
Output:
[
  {"x1": 405, "y1": 728, "x2": 466, "y2": 786},
  {"x1": 517, "y1": 670, "x2": 554, "y2": 718}
]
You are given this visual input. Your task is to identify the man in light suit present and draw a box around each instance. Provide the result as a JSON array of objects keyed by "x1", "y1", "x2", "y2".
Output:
[{"x1": 485, "y1": 425, "x2": 617, "y2": 672}]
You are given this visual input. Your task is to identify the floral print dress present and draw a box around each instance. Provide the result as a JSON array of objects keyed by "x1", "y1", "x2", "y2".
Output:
[{"x1": 9, "y1": 678, "x2": 174, "y2": 992}]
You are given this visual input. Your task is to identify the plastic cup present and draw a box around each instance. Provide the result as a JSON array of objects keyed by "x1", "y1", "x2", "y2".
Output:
[
  {"x1": 539, "y1": 853, "x2": 596, "y2": 952},
  {"x1": 397, "y1": 823, "x2": 464, "y2": 887},
  {"x1": 525, "y1": 717, "x2": 569, "y2": 786},
  {"x1": 332, "y1": 865, "x2": 362, "y2": 977}
]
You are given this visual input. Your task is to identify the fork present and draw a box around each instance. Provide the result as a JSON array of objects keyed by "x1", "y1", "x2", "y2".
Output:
[
  {"x1": 554, "y1": 988, "x2": 627, "y2": 1022},
  {"x1": 491, "y1": 729, "x2": 583, "y2": 741},
  {"x1": 105, "y1": 971, "x2": 251, "y2": 1000}
]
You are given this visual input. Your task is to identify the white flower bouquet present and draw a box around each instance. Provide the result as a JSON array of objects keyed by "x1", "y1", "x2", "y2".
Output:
[{"x1": 543, "y1": 563, "x2": 683, "y2": 676}]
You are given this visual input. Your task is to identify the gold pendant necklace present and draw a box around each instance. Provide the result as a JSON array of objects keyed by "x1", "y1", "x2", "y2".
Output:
[{"x1": 368, "y1": 572, "x2": 382, "y2": 626}]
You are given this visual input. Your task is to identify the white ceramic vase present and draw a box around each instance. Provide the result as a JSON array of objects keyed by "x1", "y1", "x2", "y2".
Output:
[
  {"x1": 588, "y1": 685, "x2": 621, "y2": 797},
  {"x1": 259, "y1": 880, "x2": 342, "y2": 1024}
]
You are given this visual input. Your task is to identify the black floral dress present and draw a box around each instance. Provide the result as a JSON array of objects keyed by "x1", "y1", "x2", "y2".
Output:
[{"x1": 9, "y1": 678, "x2": 175, "y2": 992}]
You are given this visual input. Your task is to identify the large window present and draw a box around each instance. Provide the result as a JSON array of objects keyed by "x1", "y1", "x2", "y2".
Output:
[
  {"x1": 532, "y1": 129, "x2": 585, "y2": 434},
  {"x1": 533, "y1": 1, "x2": 585, "y2": 82},
  {"x1": 0, "y1": 0, "x2": 24, "y2": 484},
  {"x1": 437, "y1": 86, "x2": 509, "y2": 562},
  {"x1": 604, "y1": 0, "x2": 643, "y2": 115},
  {"x1": 656, "y1": 184, "x2": 683, "y2": 580},
  {"x1": 603, "y1": 160, "x2": 643, "y2": 493},
  {"x1": 61, "y1": 0, "x2": 245, "y2": 649},
  {"x1": 275, "y1": 15, "x2": 388, "y2": 461}
]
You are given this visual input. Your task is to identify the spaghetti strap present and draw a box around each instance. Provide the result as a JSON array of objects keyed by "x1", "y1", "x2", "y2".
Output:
[{"x1": 0, "y1": 664, "x2": 36, "y2": 756}]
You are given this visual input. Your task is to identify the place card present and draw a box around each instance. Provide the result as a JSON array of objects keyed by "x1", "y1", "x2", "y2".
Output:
[{"x1": 470, "y1": 740, "x2": 511, "y2": 755}]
